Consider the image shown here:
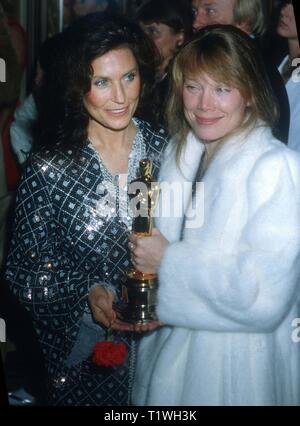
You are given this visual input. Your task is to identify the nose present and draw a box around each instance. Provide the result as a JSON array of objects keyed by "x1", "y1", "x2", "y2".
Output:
[
  {"x1": 112, "y1": 82, "x2": 126, "y2": 103},
  {"x1": 280, "y1": 3, "x2": 291, "y2": 18},
  {"x1": 193, "y1": 10, "x2": 207, "y2": 31},
  {"x1": 197, "y1": 89, "x2": 215, "y2": 110}
]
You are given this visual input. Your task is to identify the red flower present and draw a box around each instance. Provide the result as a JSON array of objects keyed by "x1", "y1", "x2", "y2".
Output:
[{"x1": 92, "y1": 341, "x2": 128, "y2": 368}]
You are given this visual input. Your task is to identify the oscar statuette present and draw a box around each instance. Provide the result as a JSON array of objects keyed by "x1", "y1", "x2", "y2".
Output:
[{"x1": 121, "y1": 159, "x2": 159, "y2": 324}]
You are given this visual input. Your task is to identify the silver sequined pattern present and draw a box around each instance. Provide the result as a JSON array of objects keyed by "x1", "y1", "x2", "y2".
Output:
[{"x1": 5, "y1": 118, "x2": 169, "y2": 406}]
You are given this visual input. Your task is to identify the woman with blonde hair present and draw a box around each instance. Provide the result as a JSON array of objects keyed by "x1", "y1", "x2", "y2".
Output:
[
  {"x1": 191, "y1": 0, "x2": 290, "y2": 144},
  {"x1": 130, "y1": 25, "x2": 300, "y2": 405}
]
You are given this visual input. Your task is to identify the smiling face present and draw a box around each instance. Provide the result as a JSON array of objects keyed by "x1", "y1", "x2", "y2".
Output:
[
  {"x1": 277, "y1": 3, "x2": 298, "y2": 41},
  {"x1": 183, "y1": 72, "x2": 247, "y2": 143},
  {"x1": 192, "y1": 0, "x2": 235, "y2": 31},
  {"x1": 83, "y1": 47, "x2": 141, "y2": 132}
]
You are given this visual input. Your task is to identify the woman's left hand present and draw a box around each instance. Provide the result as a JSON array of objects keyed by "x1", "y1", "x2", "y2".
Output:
[
  {"x1": 128, "y1": 228, "x2": 169, "y2": 274},
  {"x1": 111, "y1": 318, "x2": 162, "y2": 333}
]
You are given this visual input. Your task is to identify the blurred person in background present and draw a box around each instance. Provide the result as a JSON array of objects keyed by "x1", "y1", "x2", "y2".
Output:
[
  {"x1": 71, "y1": 0, "x2": 120, "y2": 18},
  {"x1": 62, "y1": 0, "x2": 120, "y2": 28},
  {"x1": 0, "y1": 1, "x2": 24, "y2": 269},
  {"x1": 277, "y1": 0, "x2": 300, "y2": 151},
  {"x1": 10, "y1": 33, "x2": 64, "y2": 166},
  {"x1": 136, "y1": 0, "x2": 193, "y2": 126}
]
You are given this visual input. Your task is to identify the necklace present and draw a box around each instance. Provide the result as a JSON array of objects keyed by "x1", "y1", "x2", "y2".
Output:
[
  {"x1": 93, "y1": 126, "x2": 146, "y2": 185},
  {"x1": 89, "y1": 122, "x2": 146, "y2": 228}
]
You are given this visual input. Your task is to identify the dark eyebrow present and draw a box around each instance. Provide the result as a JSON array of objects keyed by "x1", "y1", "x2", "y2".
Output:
[
  {"x1": 92, "y1": 67, "x2": 138, "y2": 80},
  {"x1": 122, "y1": 67, "x2": 139, "y2": 77}
]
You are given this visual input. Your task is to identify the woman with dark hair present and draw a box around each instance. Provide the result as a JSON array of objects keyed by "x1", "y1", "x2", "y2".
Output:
[
  {"x1": 136, "y1": 0, "x2": 193, "y2": 126},
  {"x1": 131, "y1": 25, "x2": 300, "y2": 405},
  {"x1": 5, "y1": 12, "x2": 168, "y2": 406},
  {"x1": 137, "y1": 0, "x2": 193, "y2": 77}
]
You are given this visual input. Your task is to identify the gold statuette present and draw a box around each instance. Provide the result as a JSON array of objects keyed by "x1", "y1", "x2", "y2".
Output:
[{"x1": 121, "y1": 159, "x2": 159, "y2": 324}]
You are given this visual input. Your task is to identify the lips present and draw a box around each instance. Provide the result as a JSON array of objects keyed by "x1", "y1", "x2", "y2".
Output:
[
  {"x1": 278, "y1": 20, "x2": 289, "y2": 29},
  {"x1": 106, "y1": 107, "x2": 129, "y2": 117},
  {"x1": 195, "y1": 116, "x2": 222, "y2": 125}
]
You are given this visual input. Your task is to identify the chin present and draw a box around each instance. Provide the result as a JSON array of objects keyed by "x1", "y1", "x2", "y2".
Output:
[
  {"x1": 105, "y1": 116, "x2": 132, "y2": 129},
  {"x1": 106, "y1": 121, "x2": 132, "y2": 131},
  {"x1": 196, "y1": 132, "x2": 223, "y2": 141}
]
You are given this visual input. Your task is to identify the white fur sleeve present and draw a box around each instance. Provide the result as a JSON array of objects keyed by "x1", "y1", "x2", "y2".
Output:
[{"x1": 157, "y1": 149, "x2": 300, "y2": 332}]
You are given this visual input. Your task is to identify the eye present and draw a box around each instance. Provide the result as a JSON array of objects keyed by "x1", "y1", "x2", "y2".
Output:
[
  {"x1": 184, "y1": 82, "x2": 200, "y2": 92},
  {"x1": 94, "y1": 79, "x2": 108, "y2": 88},
  {"x1": 124, "y1": 71, "x2": 137, "y2": 82},
  {"x1": 206, "y1": 7, "x2": 217, "y2": 16},
  {"x1": 216, "y1": 86, "x2": 231, "y2": 94},
  {"x1": 147, "y1": 26, "x2": 161, "y2": 38}
]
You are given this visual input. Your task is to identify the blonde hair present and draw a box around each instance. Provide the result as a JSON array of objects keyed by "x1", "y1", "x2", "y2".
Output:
[
  {"x1": 233, "y1": 0, "x2": 267, "y2": 36},
  {"x1": 166, "y1": 25, "x2": 279, "y2": 163}
]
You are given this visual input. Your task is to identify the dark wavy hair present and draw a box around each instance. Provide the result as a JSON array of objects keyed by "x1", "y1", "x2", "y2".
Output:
[{"x1": 35, "y1": 12, "x2": 158, "y2": 154}]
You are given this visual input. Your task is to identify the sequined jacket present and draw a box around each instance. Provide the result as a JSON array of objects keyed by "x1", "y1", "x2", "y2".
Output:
[{"x1": 5, "y1": 119, "x2": 169, "y2": 376}]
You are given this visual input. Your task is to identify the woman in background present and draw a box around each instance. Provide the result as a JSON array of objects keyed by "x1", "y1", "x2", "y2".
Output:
[{"x1": 136, "y1": 0, "x2": 193, "y2": 126}]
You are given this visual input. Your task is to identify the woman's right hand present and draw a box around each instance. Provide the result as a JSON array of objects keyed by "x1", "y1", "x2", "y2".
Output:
[
  {"x1": 88, "y1": 285, "x2": 163, "y2": 333},
  {"x1": 88, "y1": 285, "x2": 117, "y2": 328}
]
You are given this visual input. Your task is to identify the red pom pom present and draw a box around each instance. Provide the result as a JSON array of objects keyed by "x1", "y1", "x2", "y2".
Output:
[{"x1": 92, "y1": 341, "x2": 128, "y2": 367}]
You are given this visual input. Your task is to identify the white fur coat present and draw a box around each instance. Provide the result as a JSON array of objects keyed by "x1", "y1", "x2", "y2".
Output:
[{"x1": 132, "y1": 125, "x2": 300, "y2": 406}]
